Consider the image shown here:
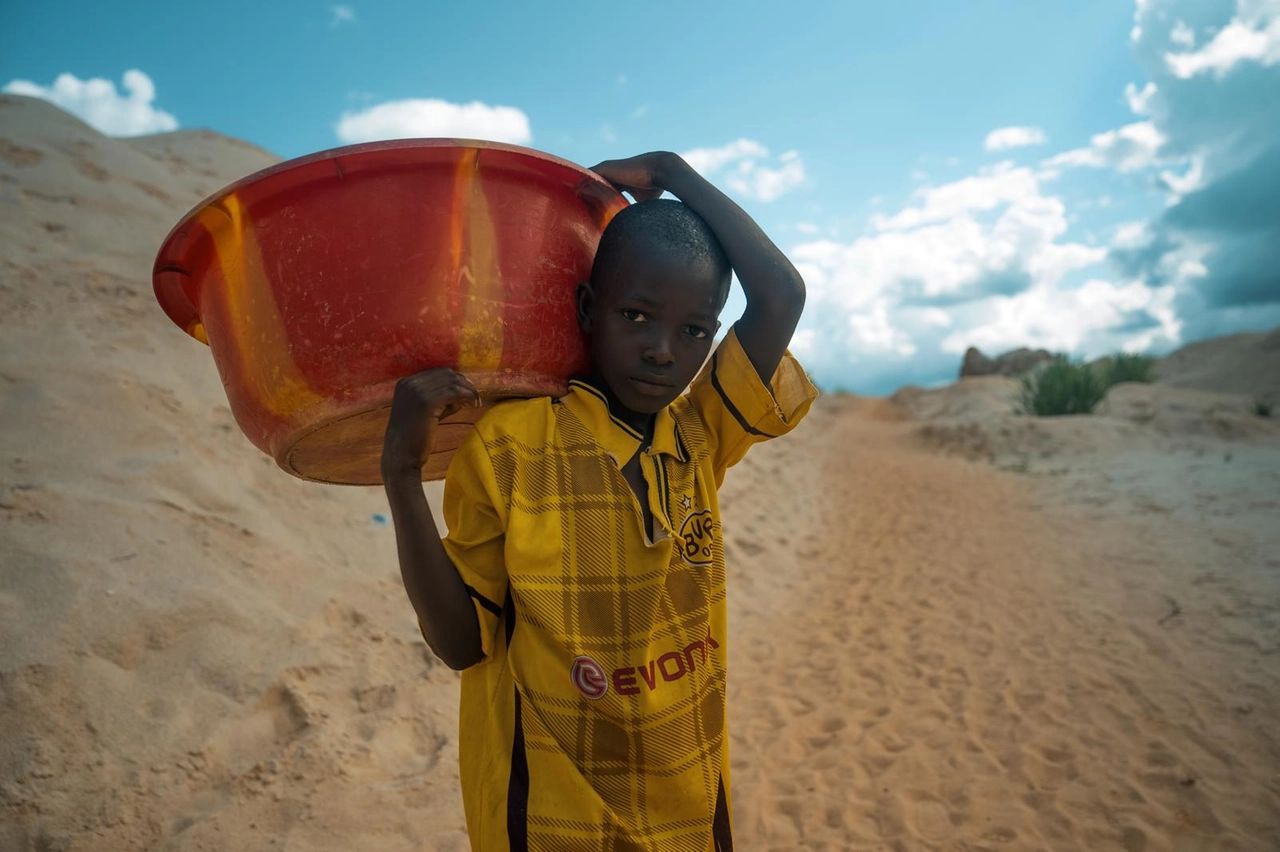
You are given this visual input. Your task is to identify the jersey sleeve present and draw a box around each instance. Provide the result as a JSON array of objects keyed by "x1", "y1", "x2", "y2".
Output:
[
  {"x1": 438, "y1": 424, "x2": 510, "y2": 663},
  {"x1": 685, "y1": 325, "x2": 819, "y2": 482}
]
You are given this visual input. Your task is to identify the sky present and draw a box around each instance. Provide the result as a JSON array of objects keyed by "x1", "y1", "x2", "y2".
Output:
[{"x1": 4, "y1": 0, "x2": 1278, "y2": 394}]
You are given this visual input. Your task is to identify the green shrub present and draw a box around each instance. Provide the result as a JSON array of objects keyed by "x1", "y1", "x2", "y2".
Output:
[
  {"x1": 1017, "y1": 357, "x2": 1109, "y2": 416},
  {"x1": 1107, "y1": 352, "x2": 1156, "y2": 385},
  {"x1": 1256, "y1": 397, "x2": 1273, "y2": 418}
]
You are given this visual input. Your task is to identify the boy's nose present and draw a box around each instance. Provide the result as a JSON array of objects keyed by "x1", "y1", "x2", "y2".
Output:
[{"x1": 643, "y1": 333, "x2": 675, "y2": 365}]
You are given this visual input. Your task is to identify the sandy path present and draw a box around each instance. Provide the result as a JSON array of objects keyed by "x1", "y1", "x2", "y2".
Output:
[
  {"x1": 4, "y1": 390, "x2": 1276, "y2": 852},
  {"x1": 721, "y1": 398, "x2": 1279, "y2": 851}
]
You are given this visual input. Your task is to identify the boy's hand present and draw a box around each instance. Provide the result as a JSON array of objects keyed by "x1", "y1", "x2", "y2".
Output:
[
  {"x1": 595, "y1": 148, "x2": 806, "y2": 384},
  {"x1": 589, "y1": 152, "x2": 679, "y2": 202},
  {"x1": 381, "y1": 367, "x2": 479, "y2": 474}
]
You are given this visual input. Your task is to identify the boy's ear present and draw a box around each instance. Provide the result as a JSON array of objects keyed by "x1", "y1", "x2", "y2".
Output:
[{"x1": 575, "y1": 281, "x2": 595, "y2": 334}]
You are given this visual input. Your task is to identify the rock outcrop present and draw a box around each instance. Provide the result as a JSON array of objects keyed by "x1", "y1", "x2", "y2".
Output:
[{"x1": 959, "y1": 346, "x2": 1054, "y2": 378}]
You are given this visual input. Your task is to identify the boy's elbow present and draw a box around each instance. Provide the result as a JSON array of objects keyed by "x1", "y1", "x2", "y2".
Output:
[
  {"x1": 435, "y1": 646, "x2": 484, "y2": 671},
  {"x1": 773, "y1": 269, "x2": 806, "y2": 319},
  {"x1": 443, "y1": 652, "x2": 483, "y2": 672},
  {"x1": 445, "y1": 644, "x2": 483, "y2": 670},
  {"x1": 425, "y1": 632, "x2": 485, "y2": 671}
]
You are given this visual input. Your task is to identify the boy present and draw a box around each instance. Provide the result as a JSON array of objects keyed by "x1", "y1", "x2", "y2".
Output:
[{"x1": 381, "y1": 151, "x2": 817, "y2": 851}]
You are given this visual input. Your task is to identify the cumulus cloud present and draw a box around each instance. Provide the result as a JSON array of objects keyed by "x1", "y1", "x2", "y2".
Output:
[
  {"x1": 984, "y1": 125, "x2": 1048, "y2": 151},
  {"x1": 1044, "y1": 121, "x2": 1166, "y2": 171},
  {"x1": 1170, "y1": 20, "x2": 1197, "y2": 47},
  {"x1": 872, "y1": 161, "x2": 1043, "y2": 231},
  {"x1": 680, "y1": 139, "x2": 805, "y2": 202},
  {"x1": 797, "y1": 163, "x2": 1104, "y2": 313},
  {"x1": 3, "y1": 69, "x2": 177, "y2": 136},
  {"x1": 1164, "y1": 1, "x2": 1280, "y2": 78},
  {"x1": 1114, "y1": 0, "x2": 1280, "y2": 337},
  {"x1": 940, "y1": 278, "x2": 1180, "y2": 356},
  {"x1": 681, "y1": 139, "x2": 768, "y2": 174},
  {"x1": 783, "y1": 159, "x2": 1131, "y2": 391},
  {"x1": 335, "y1": 98, "x2": 532, "y2": 144},
  {"x1": 1125, "y1": 81, "x2": 1159, "y2": 114},
  {"x1": 1131, "y1": 0, "x2": 1153, "y2": 41},
  {"x1": 1111, "y1": 221, "x2": 1152, "y2": 250},
  {"x1": 788, "y1": 0, "x2": 1280, "y2": 394}
]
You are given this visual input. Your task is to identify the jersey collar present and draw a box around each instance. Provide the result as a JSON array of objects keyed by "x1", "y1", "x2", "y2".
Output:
[{"x1": 561, "y1": 379, "x2": 687, "y2": 467}]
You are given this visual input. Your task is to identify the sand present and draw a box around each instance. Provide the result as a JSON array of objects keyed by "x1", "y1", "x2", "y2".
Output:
[{"x1": 2, "y1": 94, "x2": 1279, "y2": 850}]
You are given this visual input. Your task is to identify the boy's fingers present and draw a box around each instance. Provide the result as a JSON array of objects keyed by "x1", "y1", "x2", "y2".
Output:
[{"x1": 437, "y1": 382, "x2": 481, "y2": 420}]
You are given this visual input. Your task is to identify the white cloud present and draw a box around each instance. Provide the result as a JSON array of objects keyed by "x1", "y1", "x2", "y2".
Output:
[
  {"x1": 1131, "y1": 0, "x2": 1153, "y2": 42},
  {"x1": 330, "y1": 4, "x2": 356, "y2": 27},
  {"x1": 1170, "y1": 20, "x2": 1196, "y2": 47},
  {"x1": 984, "y1": 125, "x2": 1048, "y2": 151},
  {"x1": 850, "y1": 302, "x2": 917, "y2": 356},
  {"x1": 872, "y1": 161, "x2": 1040, "y2": 231},
  {"x1": 940, "y1": 278, "x2": 1179, "y2": 355},
  {"x1": 3, "y1": 69, "x2": 177, "y2": 137},
  {"x1": 679, "y1": 139, "x2": 805, "y2": 202},
  {"x1": 1044, "y1": 121, "x2": 1166, "y2": 171},
  {"x1": 727, "y1": 150, "x2": 805, "y2": 202},
  {"x1": 681, "y1": 139, "x2": 768, "y2": 175},
  {"x1": 335, "y1": 98, "x2": 532, "y2": 144},
  {"x1": 793, "y1": 168, "x2": 1103, "y2": 313},
  {"x1": 1165, "y1": 1, "x2": 1280, "y2": 78},
  {"x1": 1159, "y1": 153, "x2": 1205, "y2": 200},
  {"x1": 794, "y1": 222, "x2": 820, "y2": 234},
  {"x1": 788, "y1": 328, "x2": 817, "y2": 358},
  {"x1": 783, "y1": 159, "x2": 1125, "y2": 386},
  {"x1": 630, "y1": 105, "x2": 649, "y2": 120},
  {"x1": 792, "y1": 0, "x2": 1279, "y2": 393},
  {"x1": 917, "y1": 307, "x2": 953, "y2": 328},
  {"x1": 1124, "y1": 81, "x2": 1158, "y2": 115},
  {"x1": 1120, "y1": 0, "x2": 1280, "y2": 334},
  {"x1": 1111, "y1": 221, "x2": 1151, "y2": 250}
]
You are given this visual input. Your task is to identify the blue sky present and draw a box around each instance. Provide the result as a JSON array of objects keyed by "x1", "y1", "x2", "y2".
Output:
[{"x1": 5, "y1": 0, "x2": 1279, "y2": 393}]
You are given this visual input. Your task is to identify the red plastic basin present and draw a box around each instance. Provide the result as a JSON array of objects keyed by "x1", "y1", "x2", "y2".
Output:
[{"x1": 153, "y1": 139, "x2": 627, "y2": 484}]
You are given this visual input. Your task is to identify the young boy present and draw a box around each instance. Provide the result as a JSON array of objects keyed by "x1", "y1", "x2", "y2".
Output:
[{"x1": 381, "y1": 151, "x2": 817, "y2": 851}]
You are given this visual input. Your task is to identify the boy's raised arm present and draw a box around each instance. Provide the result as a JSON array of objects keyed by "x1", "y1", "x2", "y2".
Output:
[
  {"x1": 590, "y1": 152, "x2": 806, "y2": 383},
  {"x1": 381, "y1": 368, "x2": 484, "y2": 671}
]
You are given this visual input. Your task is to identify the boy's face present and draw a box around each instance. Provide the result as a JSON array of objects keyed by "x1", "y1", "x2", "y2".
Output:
[{"x1": 578, "y1": 247, "x2": 725, "y2": 416}]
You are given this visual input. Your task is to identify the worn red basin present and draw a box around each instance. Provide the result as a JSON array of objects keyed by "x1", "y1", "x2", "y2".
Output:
[{"x1": 153, "y1": 139, "x2": 627, "y2": 484}]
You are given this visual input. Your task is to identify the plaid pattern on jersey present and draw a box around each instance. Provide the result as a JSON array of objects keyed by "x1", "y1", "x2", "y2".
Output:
[{"x1": 439, "y1": 326, "x2": 818, "y2": 852}]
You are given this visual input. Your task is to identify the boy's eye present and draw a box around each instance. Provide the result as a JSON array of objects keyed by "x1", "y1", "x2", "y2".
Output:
[
  {"x1": 684, "y1": 325, "x2": 709, "y2": 340},
  {"x1": 622, "y1": 309, "x2": 649, "y2": 322}
]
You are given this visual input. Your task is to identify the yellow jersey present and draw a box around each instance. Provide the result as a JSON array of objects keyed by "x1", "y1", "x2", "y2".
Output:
[{"x1": 439, "y1": 326, "x2": 817, "y2": 851}]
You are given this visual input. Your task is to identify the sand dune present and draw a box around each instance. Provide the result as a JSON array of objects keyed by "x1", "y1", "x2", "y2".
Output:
[{"x1": 2, "y1": 95, "x2": 1278, "y2": 850}]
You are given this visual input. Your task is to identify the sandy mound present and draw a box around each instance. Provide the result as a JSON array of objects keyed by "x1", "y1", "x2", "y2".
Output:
[
  {"x1": 1154, "y1": 327, "x2": 1280, "y2": 400},
  {"x1": 3, "y1": 96, "x2": 1278, "y2": 850},
  {"x1": 893, "y1": 368, "x2": 1277, "y2": 463},
  {"x1": 2, "y1": 95, "x2": 464, "y2": 851}
]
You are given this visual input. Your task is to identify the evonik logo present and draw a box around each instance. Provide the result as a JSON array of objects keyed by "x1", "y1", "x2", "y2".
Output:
[
  {"x1": 570, "y1": 655, "x2": 608, "y2": 700},
  {"x1": 571, "y1": 633, "x2": 722, "y2": 701}
]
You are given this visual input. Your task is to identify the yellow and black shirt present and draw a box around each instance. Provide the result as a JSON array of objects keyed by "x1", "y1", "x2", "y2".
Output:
[{"x1": 439, "y1": 326, "x2": 817, "y2": 851}]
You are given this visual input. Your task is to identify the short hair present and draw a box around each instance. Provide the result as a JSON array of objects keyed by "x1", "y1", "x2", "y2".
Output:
[{"x1": 590, "y1": 199, "x2": 731, "y2": 307}]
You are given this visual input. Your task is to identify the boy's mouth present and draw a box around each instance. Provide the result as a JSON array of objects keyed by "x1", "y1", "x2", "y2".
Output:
[{"x1": 630, "y1": 375, "x2": 674, "y2": 396}]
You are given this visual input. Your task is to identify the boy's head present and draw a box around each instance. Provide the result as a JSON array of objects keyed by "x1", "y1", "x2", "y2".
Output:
[{"x1": 577, "y1": 200, "x2": 731, "y2": 415}]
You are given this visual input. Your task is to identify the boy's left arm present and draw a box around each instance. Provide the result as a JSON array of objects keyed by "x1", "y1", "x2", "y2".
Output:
[{"x1": 590, "y1": 152, "x2": 806, "y2": 383}]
